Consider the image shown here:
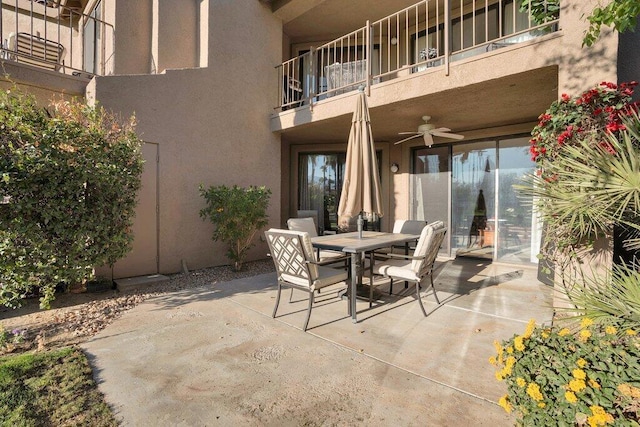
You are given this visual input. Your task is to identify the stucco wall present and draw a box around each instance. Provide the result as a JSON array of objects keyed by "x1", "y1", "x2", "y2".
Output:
[
  {"x1": 90, "y1": 0, "x2": 283, "y2": 275},
  {"x1": 556, "y1": 0, "x2": 619, "y2": 96},
  {"x1": 0, "y1": 62, "x2": 87, "y2": 103},
  {"x1": 108, "y1": 0, "x2": 153, "y2": 75}
]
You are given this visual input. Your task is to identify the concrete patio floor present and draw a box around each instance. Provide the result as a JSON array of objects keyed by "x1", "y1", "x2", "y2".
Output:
[{"x1": 82, "y1": 257, "x2": 553, "y2": 426}]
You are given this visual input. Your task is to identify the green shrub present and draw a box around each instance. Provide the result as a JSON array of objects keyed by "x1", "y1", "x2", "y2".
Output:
[
  {"x1": 492, "y1": 319, "x2": 640, "y2": 425},
  {"x1": 521, "y1": 83, "x2": 640, "y2": 278},
  {"x1": 199, "y1": 184, "x2": 271, "y2": 271},
  {"x1": 0, "y1": 88, "x2": 143, "y2": 309}
]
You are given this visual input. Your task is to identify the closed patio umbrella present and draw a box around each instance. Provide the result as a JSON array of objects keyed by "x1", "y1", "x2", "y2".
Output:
[{"x1": 338, "y1": 87, "x2": 384, "y2": 232}]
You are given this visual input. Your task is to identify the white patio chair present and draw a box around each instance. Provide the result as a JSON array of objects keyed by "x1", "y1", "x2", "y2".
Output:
[
  {"x1": 391, "y1": 219, "x2": 427, "y2": 252},
  {"x1": 370, "y1": 221, "x2": 447, "y2": 315},
  {"x1": 265, "y1": 228, "x2": 349, "y2": 331},
  {"x1": 287, "y1": 217, "x2": 343, "y2": 260}
]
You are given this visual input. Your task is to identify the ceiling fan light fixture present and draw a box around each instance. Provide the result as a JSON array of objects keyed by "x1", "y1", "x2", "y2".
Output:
[{"x1": 395, "y1": 115, "x2": 464, "y2": 146}]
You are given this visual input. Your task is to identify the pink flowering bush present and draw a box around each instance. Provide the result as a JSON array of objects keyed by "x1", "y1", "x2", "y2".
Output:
[
  {"x1": 492, "y1": 319, "x2": 640, "y2": 426},
  {"x1": 529, "y1": 81, "x2": 638, "y2": 167}
]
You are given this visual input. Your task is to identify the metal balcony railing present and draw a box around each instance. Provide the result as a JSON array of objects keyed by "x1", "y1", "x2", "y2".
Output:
[
  {"x1": 0, "y1": 0, "x2": 114, "y2": 76},
  {"x1": 276, "y1": 0, "x2": 559, "y2": 111}
]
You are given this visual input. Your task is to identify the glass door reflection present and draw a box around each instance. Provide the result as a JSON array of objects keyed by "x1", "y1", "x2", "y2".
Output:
[{"x1": 451, "y1": 141, "x2": 496, "y2": 259}]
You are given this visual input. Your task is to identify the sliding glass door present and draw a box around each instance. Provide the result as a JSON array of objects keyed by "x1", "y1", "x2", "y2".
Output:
[
  {"x1": 298, "y1": 153, "x2": 345, "y2": 233},
  {"x1": 451, "y1": 141, "x2": 496, "y2": 259},
  {"x1": 412, "y1": 146, "x2": 450, "y2": 253},
  {"x1": 496, "y1": 137, "x2": 539, "y2": 263},
  {"x1": 411, "y1": 136, "x2": 538, "y2": 265}
]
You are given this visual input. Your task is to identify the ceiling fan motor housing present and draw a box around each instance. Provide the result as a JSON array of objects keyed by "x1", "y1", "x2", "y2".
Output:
[{"x1": 418, "y1": 123, "x2": 435, "y2": 133}]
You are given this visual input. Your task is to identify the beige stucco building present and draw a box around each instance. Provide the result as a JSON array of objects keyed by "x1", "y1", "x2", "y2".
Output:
[{"x1": 1, "y1": 0, "x2": 638, "y2": 279}]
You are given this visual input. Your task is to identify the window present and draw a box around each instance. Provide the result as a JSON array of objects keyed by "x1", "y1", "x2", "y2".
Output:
[
  {"x1": 298, "y1": 151, "x2": 382, "y2": 232},
  {"x1": 298, "y1": 153, "x2": 345, "y2": 233},
  {"x1": 83, "y1": 0, "x2": 102, "y2": 74},
  {"x1": 451, "y1": 4, "x2": 499, "y2": 52}
]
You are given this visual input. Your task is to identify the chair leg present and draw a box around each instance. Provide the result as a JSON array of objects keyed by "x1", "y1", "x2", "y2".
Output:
[
  {"x1": 303, "y1": 291, "x2": 314, "y2": 331},
  {"x1": 289, "y1": 287, "x2": 294, "y2": 302},
  {"x1": 273, "y1": 283, "x2": 282, "y2": 318},
  {"x1": 430, "y1": 273, "x2": 441, "y2": 305},
  {"x1": 416, "y1": 282, "x2": 428, "y2": 317},
  {"x1": 389, "y1": 278, "x2": 394, "y2": 295}
]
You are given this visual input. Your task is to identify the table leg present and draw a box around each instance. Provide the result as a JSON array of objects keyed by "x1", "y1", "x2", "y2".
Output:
[{"x1": 350, "y1": 252, "x2": 360, "y2": 323}]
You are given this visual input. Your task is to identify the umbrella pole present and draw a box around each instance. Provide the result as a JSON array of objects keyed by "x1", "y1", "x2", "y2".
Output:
[{"x1": 357, "y1": 213, "x2": 364, "y2": 239}]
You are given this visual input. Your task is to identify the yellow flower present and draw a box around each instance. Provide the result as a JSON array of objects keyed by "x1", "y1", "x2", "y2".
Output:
[
  {"x1": 523, "y1": 319, "x2": 536, "y2": 339},
  {"x1": 498, "y1": 395, "x2": 512, "y2": 413},
  {"x1": 579, "y1": 330, "x2": 592, "y2": 342},
  {"x1": 605, "y1": 325, "x2": 617, "y2": 335},
  {"x1": 572, "y1": 369, "x2": 586, "y2": 380},
  {"x1": 506, "y1": 346, "x2": 514, "y2": 354},
  {"x1": 559, "y1": 328, "x2": 571, "y2": 336},
  {"x1": 489, "y1": 356, "x2": 497, "y2": 366},
  {"x1": 516, "y1": 377, "x2": 526, "y2": 388},
  {"x1": 514, "y1": 335, "x2": 525, "y2": 351},
  {"x1": 565, "y1": 391, "x2": 578, "y2": 403},
  {"x1": 541, "y1": 330, "x2": 550, "y2": 339},
  {"x1": 587, "y1": 405, "x2": 614, "y2": 426},
  {"x1": 495, "y1": 371, "x2": 503, "y2": 381},
  {"x1": 577, "y1": 358, "x2": 588, "y2": 368},
  {"x1": 581, "y1": 318, "x2": 594, "y2": 328},
  {"x1": 501, "y1": 357, "x2": 516, "y2": 377},
  {"x1": 493, "y1": 340, "x2": 503, "y2": 355},
  {"x1": 569, "y1": 379, "x2": 586, "y2": 392},
  {"x1": 526, "y1": 382, "x2": 543, "y2": 401},
  {"x1": 537, "y1": 402, "x2": 546, "y2": 408},
  {"x1": 626, "y1": 329, "x2": 637, "y2": 336},
  {"x1": 589, "y1": 379, "x2": 601, "y2": 390}
]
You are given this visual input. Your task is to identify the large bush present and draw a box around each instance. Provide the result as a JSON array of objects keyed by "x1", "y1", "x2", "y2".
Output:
[
  {"x1": 0, "y1": 89, "x2": 143, "y2": 308},
  {"x1": 526, "y1": 82, "x2": 639, "y2": 275},
  {"x1": 498, "y1": 83, "x2": 640, "y2": 425},
  {"x1": 199, "y1": 185, "x2": 271, "y2": 272}
]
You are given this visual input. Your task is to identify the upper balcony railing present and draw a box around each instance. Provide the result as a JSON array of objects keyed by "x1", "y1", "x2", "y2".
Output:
[
  {"x1": 276, "y1": 0, "x2": 559, "y2": 111},
  {"x1": 0, "y1": 0, "x2": 114, "y2": 77}
]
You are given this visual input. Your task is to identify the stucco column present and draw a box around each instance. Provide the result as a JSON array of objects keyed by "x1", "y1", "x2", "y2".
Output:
[{"x1": 557, "y1": 0, "x2": 618, "y2": 98}]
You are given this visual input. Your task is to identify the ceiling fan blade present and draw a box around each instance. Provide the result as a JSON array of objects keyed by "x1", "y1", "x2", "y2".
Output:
[
  {"x1": 394, "y1": 134, "x2": 422, "y2": 145},
  {"x1": 431, "y1": 131, "x2": 464, "y2": 140},
  {"x1": 432, "y1": 127, "x2": 452, "y2": 132},
  {"x1": 423, "y1": 132, "x2": 434, "y2": 146},
  {"x1": 398, "y1": 131, "x2": 421, "y2": 135}
]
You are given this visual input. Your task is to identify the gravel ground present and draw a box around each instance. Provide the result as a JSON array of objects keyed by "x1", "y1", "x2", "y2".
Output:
[{"x1": 0, "y1": 260, "x2": 275, "y2": 354}]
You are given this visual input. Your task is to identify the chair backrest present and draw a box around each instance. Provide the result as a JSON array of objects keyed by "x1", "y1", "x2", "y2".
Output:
[
  {"x1": 8, "y1": 32, "x2": 65, "y2": 71},
  {"x1": 265, "y1": 228, "x2": 318, "y2": 288},
  {"x1": 287, "y1": 217, "x2": 318, "y2": 237},
  {"x1": 411, "y1": 221, "x2": 447, "y2": 276},
  {"x1": 392, "y1": 219, "x2": 427, "y2": 235}
]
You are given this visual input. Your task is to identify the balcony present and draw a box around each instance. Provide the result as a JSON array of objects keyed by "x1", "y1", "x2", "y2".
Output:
[
  {"x1": 0, "y1": 0, "x2": 114, "y2": 77},
  {"x1": 276, "y1": 0, "x2": 559, "y2": 112}
]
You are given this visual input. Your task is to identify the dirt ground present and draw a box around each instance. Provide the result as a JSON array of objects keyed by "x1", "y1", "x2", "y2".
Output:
[{"x1": 0, "y1": 260, "x2": 275, "y2": 355}]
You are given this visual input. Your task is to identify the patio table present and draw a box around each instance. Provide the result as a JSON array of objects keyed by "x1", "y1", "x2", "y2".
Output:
[{"x1": 312, "y1": 231, "x2": 420, "y2": 323}]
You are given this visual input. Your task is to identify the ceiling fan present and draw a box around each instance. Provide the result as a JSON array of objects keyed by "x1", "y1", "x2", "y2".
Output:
[{"x1": 395, "y1": 116, "x2": 464, "y2": 146}]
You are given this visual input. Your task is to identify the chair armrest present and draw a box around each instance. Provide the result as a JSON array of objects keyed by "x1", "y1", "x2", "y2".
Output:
[
  {"x1": 307, "y1": 255, "x2": 350, "y2": 266},
  {"x1": 374, "y1": 252, "x2": 425, "y2": 261}
]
